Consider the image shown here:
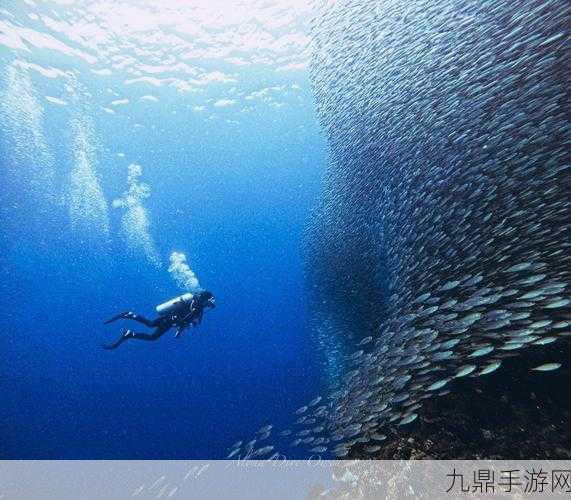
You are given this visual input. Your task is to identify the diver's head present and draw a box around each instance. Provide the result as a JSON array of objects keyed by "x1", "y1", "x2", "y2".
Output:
[{"x1": 199, "y1": 290, "x2": 216, "y2": 308}]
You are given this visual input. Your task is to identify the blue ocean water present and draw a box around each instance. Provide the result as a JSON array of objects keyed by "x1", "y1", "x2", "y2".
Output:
[{"x1": 0, "y1": 1, "x2": 326, "y2": 459}]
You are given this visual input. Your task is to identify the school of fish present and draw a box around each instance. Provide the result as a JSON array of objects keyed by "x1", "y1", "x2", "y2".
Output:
[{"x1": 229, "y1": 0, "x2": 570, "y2": 459}]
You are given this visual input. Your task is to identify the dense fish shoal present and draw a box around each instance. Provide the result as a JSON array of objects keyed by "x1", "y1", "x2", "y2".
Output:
[{"x1": 230, "y1": 0, "x2": 570, "y2": 460}]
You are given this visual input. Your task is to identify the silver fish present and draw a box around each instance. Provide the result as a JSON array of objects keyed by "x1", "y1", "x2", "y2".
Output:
[
  {"x1": 479, "y1": 361, "x2": 502, "y2": 375},
  {"x1": 531, "y1": 363, "x2": 562, "y2": 372}
]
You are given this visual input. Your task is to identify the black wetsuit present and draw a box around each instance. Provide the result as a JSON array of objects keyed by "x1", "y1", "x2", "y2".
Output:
[{"x1": 103, "y1": 300, "x2": 200, "y2": 350}]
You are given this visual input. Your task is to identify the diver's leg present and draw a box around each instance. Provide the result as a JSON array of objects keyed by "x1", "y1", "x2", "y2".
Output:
[
  {"x1": 102, "y1": 325, "x2": 169, "y2": 350},
  {"x1": 128, "y1": 314, "x2": 160, "y2": 327},
  {"x1": 124, "y1": 325, "x2": 170, "y2": 342},
  {"x1": 104, "y1": 311, "x2": 158, "y2": 327},
  {"x1": 102, "y1": 329, "x2": 135, "y2": 350},
  {"x1": 104, "y1": 311, "x2": 136, "y2": 325}
]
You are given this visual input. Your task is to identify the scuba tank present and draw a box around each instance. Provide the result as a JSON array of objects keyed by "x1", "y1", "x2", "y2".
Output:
[{"x1": 156, "y1": 293, "x2": 194, "y2": 316}]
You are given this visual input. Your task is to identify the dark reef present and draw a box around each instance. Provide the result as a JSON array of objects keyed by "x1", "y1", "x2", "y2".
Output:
[{"x1": 349, "y1": 342, "x2": 571, "y2": 459}]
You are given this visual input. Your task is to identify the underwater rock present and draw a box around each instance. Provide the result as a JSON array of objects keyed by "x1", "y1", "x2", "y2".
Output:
[{"x1": 347, "y1": 352, "x2": 571, "y2": 459}]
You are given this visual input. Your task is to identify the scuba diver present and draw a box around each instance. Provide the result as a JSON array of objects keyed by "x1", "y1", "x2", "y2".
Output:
[{"x1": 103, "y1": 290, "x2": 215, "y2": 350}]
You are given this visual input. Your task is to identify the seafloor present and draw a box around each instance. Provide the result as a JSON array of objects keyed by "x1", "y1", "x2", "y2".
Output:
[{"x1": 349, "y1": 341, "x2": 571, "y2": 460}]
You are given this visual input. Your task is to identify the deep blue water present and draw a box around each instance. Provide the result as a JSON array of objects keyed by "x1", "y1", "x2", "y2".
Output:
[{"x1": 0, "y1": 2, "x2": 326, "y2": 459}]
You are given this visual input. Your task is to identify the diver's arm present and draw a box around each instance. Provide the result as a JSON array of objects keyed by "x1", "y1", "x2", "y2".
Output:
[
  {"x1": 173, "y1": 305, "x2": 203, "y2": 337},
  {"x1": 193, "y1": 309, "x2": 204, "y2": 325}
]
